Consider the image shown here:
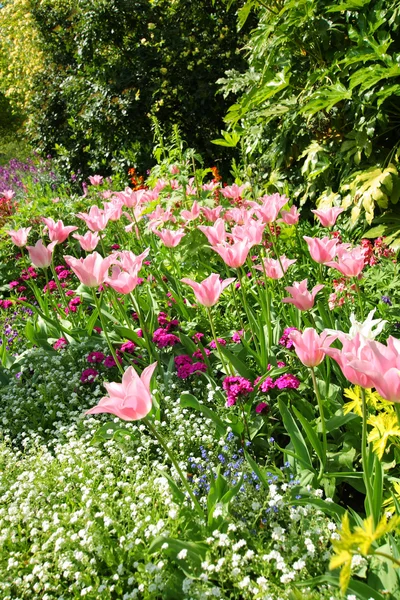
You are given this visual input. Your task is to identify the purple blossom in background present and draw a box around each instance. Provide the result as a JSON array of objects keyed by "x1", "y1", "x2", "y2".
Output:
[{"x1": 80, "y1": 368, "x2": 99, "y2": 383}]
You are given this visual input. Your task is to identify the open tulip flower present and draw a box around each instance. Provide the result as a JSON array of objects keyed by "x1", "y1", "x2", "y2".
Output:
[
  {"x1": 153, "y1": 228, "x2": 186, "y2": 248},
  {"x1": 181, "y1": 200, "x2": 200, "y2": 222},
  {"x1": 42, "y1": 217, "x2": 78, "y2": 244},
  {"x1": 325, "y1": 245, "x2": 365, "y2": 278},
  {"x1": 86, "y1": 363, "x2": 157, "y2": 420},
  {"x1": 282, "y1": 279, "x2": 324, "y2": 311},
  {"x1": 256, "y1": 255, "x2": 296, "y2": 279},
  {"x1": 64, "y1": 252, "x2": 114, "y2": 287},
  {"x1": 289, "y1": 328, "x2": 336, "y2": 367},
  {"x1": 7, "y1": 226, "x2": 32, "y2": 247},
  {"x1": 181, "y1": 273, "x2": 235, "y2": 307},
  {"x1": 311, "y1": 206, "x2": 344, "y2": 227},
  {"x1": 72, "y1": 231, "x2": 100, "y2": 251},
  {"x1": 105, "y1": 266, "x2": 139, "y2": 294},
  {"x1": 212, "y1": 240, "x2": 252, "y2": 269},
  {"x1": 27, "y1": 239, "x2": 57, "y2": 268},
  {"x1": 280, "y1": 205, "x2": 300, "y2": 225},
  {"x1": 76, "y1": 205, "x2": 110, "y2": 232},
  {"x1": 198, "y1": 218, "x2": 227, "y2": 246},
  {"x1": 303, "y1": 236, "x2": 338, "y2": 264}
]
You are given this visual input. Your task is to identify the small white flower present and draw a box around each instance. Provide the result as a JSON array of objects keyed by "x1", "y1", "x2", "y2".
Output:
[{"x1": 177, "y1": 549, "x2": 188, "y2": 560}]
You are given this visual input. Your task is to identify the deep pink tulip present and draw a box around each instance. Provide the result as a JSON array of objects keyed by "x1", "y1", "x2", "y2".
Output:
[
  {"x1": 27, "y1": 240, "x2": 57, "y2": 268},
  {"x1": 106, "y1": 266, "x2": 139, "y2": 294},
  {"x1": 72, "y1": 231, "x2": 100, "y2": 251},
  {"x1": 282, "y1": 279, "x2": 324, "y2": 311},
  {"x1": 212, "y1": 240, "x2": 252, "y2": 268},
  {"x1": 64, "y1": 252, "x2": 114, "y2": 287},
  {"x1": 304, "y1": 236, "x2": 338, "y2": 264},
  {"x1": 42, "y1": 217, "x2": 78, "y2": 243},
  {"x1": 198, "y1": 218, "x2": 227, "y2": 246},
  {"x1": 256, "y1": 255, "x2": 296, "y2": 279},
  {"x1": 153, "y1": 228, "x2": 186, "y2": 248},
  {"x1": 76, "y1": 205, "x2": 110, "y2": 232},
  {"x1": 325, "y1": 245, "x2": 364, "y2": 278},
  {"x1": 181, "y1": 200, "x2": 200, "y2": 222},
  {"x1": 201, "y1": 205, "x2": 223, "y2": 221},
  {"x1": 289, "y1": 328, "x2": 335, "y2": 367},
  {"x1": 181, "y1": 273, "x2": 235, "y2": 307},
  {"x1": 86, "y1": 362, "x2": 157, "y2": 420},
  {"x1": 280, "y1": 205, "x2": 300, "y2": 225},
  {"x1": 7, "y1": 226, "x2": 32, "y2": 247},
  {"x1": 311, "y1": 207, "x2": 344, "y2": 227}
]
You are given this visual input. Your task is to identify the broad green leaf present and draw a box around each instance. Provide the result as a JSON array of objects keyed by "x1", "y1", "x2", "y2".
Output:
[
  {"x1": 293, "y1": 406, "x2": 324, "y2": 466},
  {"x1": 278, "y1": 399, "x2": 314, "y2": 473},
  {"x1": 300, "y1": 84, "x2": 352, "y2": 116}
]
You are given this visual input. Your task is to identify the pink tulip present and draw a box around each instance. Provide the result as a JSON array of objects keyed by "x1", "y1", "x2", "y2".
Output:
[
  {"x1": 42, "y1": 217, "x2": 78, "y2": 243},
  {"x1": 88, "y1": 175, "x2": 104, "y2": 186},
  {"x1": 202, "y1": 182, "x2": 219, "y2": 193},
  {"x1": 212, "y1": 240, "x2": 252, "y2": 268},
  {"x1": 153, "y1": 228, "x2": 186, "y2": 248},
  {"x1": 304, "y1": 236, "x2": 338, "y2": 264},
  {"x1": 282, "y1": 279, "x2": 324, "y2": 311},
  {"x1": 311, "y1": 207, "x2": 344, "y2": 227},
  {"x1": 27, "y1": 239, "x2": 57, "y2": 268},
  {"x1": 7, "y1": 227, "x2": 32, "y2": 247},
  {"x1": 325, "y1": 245, "x2": 364, "y2": 278},
  {"x1": 86, "y1": 362, "x2": 157, "y2": 421},
  {"x1": 256, "y1": 255, "x2": 296, "y2": 279},
  {"x1": 201, "y1": 205, "x2": 223, "y2": 221},
  {"x1": 181, "y1": 273, "x2": 235, "y2": 307},
  {"x1": 106, "y1": 266, "x2": 139, "y2": 294},
  {"x1": 251, "y1": 194, "x2": 288, "y2": 224},
  {"x1": 221, "y1": 183, "x2": 247, "y2": 199},
  {"x1": 72, "y1": 231, "x2": 100, "y2": 251},
  {"x1": 231, "y1": 219, "x2": 265, "y2": 247},
  {"x1": 224, "y1": 207, "x2": 251, "y2": 225},
  {"x1": 181, "y1": 200, "x2": 200, "y2": 222},
  {"x1": 289, "y1": 328, "x2": 335, "y2": 367},
  {"x1": 148, "y1": 205, "x2": 176, "y2": 226},
  {"x1": 2, "y1": 189, "x2": 15, "y2": 201},
  {"x1": 64, "y1": 252, "x2": 114, "y2": 287},
  {"x1": 280, "y1": 205, "x2": 300, "y2": 225},
  {"x1": 198, "y1": 219, "x2": 227, "y2": 246},
  {"x1": 76, "y1": 205, "x2": 110, "y2": 232},
  {"x1": 103, "y1": 198, "x2": 124, "y2": 221},
  {"x1": 114, "y1": 248, "x2": 149, "y2": 275}
]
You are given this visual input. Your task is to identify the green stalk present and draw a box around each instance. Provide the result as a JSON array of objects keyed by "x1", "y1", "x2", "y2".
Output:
[
  {"x1": 143, "y1": 417, "x2": 204, "y2": 519},
  {"x1": 354, "y1": 279, "x2": 365, "y2": 321},
  {"x1": 310, "y1": 367, "x2": 327, "y2": 471},
  {"x1": 361, "y1": 387, "x2": 374, "y2": 522},
  {"x1": 207, "y1": 306, "x2": 232, "y2": 376},
  {"x1": 92, "y1": 290, "x2": 124, "y2": 377},
  {"x1": 238, "y1": 268, "x2": 261, "y2": 356}
]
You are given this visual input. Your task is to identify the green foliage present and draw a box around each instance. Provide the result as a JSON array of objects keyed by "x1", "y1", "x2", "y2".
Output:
[
  {"x1": 14, "y1": 0, "x2": 251, "y2": 178},
  {"x1": 218, "y1": 0, "x2": 400, "y2": 229}
]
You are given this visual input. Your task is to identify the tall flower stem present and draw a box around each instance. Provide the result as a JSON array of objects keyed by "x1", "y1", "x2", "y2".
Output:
[
  {"x1": 143, "y1": 417, "x2": 204, "y2": 519},
  {"x1": 238, "y1": 268, "x2": 261, "y2": 357},
  {"x1": 130, "y1": 292, "x2": 155, "y2": 361},
  {"x1": 361, "y1": 387, "x2": 374, "y2": 522},
  {"x1": 206, "y1": 306, "x2": 232, "y2": 376},
  {"x1": 310, "y1": 367, "x2": 327, "y2": 475},
  {"x1": 354, "y1": 279, "x2": 365, "y2": 321},
  {"x1": 92, "y1": 290, "x2": 124, "y2": 377}
]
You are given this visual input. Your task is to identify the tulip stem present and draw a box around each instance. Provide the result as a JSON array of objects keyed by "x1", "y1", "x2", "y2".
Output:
[
  {"x1": 354, "y1": 279, "x2": 365, "y2": 321},
  {"x1": 207, "y1": 307, "x2": 232, "y2": 376},
  {"x1": 143, "y1": 417, "x2": 204, "y2": 519},
  {"x1": 92, "y1": 290, "x2": 125, "y2": 376},
  {"x1": 310, "y1": 367, "x2": 327, "y2": 471},
  {"x1": 395, "y1": 403, "x2": 400, "y2": 429},
  {"x1": 361, "y1": 387, "x2": 374, "y2": 522}
]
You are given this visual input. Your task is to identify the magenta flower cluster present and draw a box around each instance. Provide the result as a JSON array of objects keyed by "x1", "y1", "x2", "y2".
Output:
[
  {"x1": 279, "y1": 327, "x2": 299, "y2": 349},
  {"x1": 174, "y1": 354, "x2": 207, "y2": 379},
  {"x1": 223, "y1": 376, "x2": 254, "y2": 407},
  {"x1": 152, "y1": 311, "x2": 181, "y2": 348}
]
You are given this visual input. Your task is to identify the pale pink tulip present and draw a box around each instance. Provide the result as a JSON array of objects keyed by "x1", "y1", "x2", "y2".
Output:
[
  {"x1": 7, "y1": 227, "x2": 32, "y2": 247},
  {"x1": 231, "y1": 220, "x2": 265, "y2": 247},
  {"x1": 64, "y1": 252, "x2": 114, "y2": 287},
  {"x1": 304, "y1": 236, "x2": 338, "y2": 264},
  {"x1": 153, "y1": 228, "x2": 186, "y2": 248},
  {"x1": 106, "y1": 266, "x2": 139, "y2": 294},
  {"x1": 181, "y1": 200, "x2": 200, "y2": 222},
  {"x1": 221, "y1": 183, "x2": 247, "y2": 199},
  {"x1": 202, "y1": 182, "x2": 219, "y2": 192},
  {"x1": 224, "y1": 207, "x2": 251, "y2": 225},
  {"x1": 280, "y1": 205, "x2": 300, "y2": 225},
  {"x1": 282, "y1": 279, "x2": 324, "y2": 311},
  {"x1": 198, "y1": 219, "x2": 227, "y2": 246},
  {"x1": 103, "y1": 198, "x2": 124, "y2": 221},
  {"x1": 86, "y1": 362, "x2": 157, "y2": 420},
  {"x1": 311, "y1": 207, "x2": 344, "y2": 227},
  {"x1": 27, "y1": 240, "x2": 57, "y2": 268},
  {"x1": 212, "y1": 240, "x2": 253, "y2": 268},
  {"x1": 289, "y1": 328, "x2": 335, "y2": 367},
  {"x1": 114, "y1": 248, "x2": 149, "y2": 275},
  {"x1": 250, "y1": 194, "x2": 288, "y2": 224},
  {"x1": 325, "y1": 245, "x2": 364, "y2": 278},
  {"x1": 181, "y1": 273, "x2": 235, "y2": 307},
  {"x1": 201, "y1": 205, "x2": 223, "y2": 221},
  {"x1": 256, "y1": 255, "x2": 296, "y2": 279},
  {"x1": 72, "y1": 231, "x2": 100, "y2": 251},
  {"x1": 76, "y1": 205, "x2": 110, "y2": 232},
  {"x1": 42, "y1": 217, "x2": 78, "y2": 243},
  {"x1": 88, "y1": 175, "x2": 104, "y2": 186},
  {"x1": 2, "y1": 189, "x2": 15, "y2": 201},
  {"x1": 325, "y1": 334, "x2": 384, "y2": 390}
]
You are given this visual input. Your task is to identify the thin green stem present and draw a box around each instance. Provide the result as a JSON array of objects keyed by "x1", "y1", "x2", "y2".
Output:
[
  {"x1": 92, "y1": 290, "x2": 124, "y2": 376},
  {"x1": 361, "y1": 387, "x2": 374, "y2": 521},
  {"x1": 354, "y1": 279, "x2": 365, "y2": 321},
  {"x1": 143, "y1": 417, "x2": 204, "y2": 519},
  {"x1": 310, "y1": 367, "x2": 327, "y2": 470},
  {"x1": 207, "y1": 307, "x2": 232, "y2": 376}
]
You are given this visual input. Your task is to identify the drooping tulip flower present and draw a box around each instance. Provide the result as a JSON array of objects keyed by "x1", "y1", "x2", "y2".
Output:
[
  {"x1": 289, "y1": 328, "x2": 335, "y2": 367},
  {"x1": 282, "y1": 279, "x2": 324, "y2": 311},
  {"x1": 86, "y1": 362, "x2": 157, "y2": 420},
  {"x1": 311, "y1": 207, "x2": 344, "y2": 227},
  {"x1": 212, "y1": 240, "x2": 253, "y2": 269},
  {"x1": 72, "y1": 231, "x2": 100, "y2": 252},
  {"x1": 303, "y1": 236, "x2": 338, "y2": 264},
  {"x1": 27, "y1": 239, "x2": 57, "y2": 268},
  {"x1": 7, "y1": 227, "x2": 32, "y2": 247},
  {"x1": 42, "y1": 217, "x2": 78, "y2": 243},
  {"x1": 153, "y1": 228, "x2": 186, "y2": 248},
  {"x1": 181, "y1": 273, "x2": 235, "y2": 307},
  {"x1": 64, "y1": 252, "x2": 114, "y2": 287}
]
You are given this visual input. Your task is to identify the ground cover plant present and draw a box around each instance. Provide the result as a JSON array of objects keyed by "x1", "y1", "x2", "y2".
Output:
[{"x1": 0, "y1": 146, "x2": 400, "y2": 600}]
